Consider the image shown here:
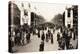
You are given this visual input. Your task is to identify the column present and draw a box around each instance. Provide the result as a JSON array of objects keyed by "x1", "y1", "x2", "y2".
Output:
[
  {"x1": 11, "y1": 2, "x2": 14, "y2": 27},
  {"x1": 65, "y1": 9, "x2": 68, "y2": 28},
  {"x1": 71, "y1": 9, "x2": 73, "y2": 28},
  {"x1": 28, "y1": 11, "x2": 31, "y2": 26}
]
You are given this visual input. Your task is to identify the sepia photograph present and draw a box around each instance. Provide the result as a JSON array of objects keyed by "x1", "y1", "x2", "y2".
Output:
[{"x1": 8, "y1": 1, "x2": 78, "y2": 53}]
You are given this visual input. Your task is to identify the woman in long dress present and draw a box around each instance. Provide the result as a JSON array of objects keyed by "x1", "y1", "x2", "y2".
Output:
[{"x1": 51, "y1": 33, "x2": 53, "y2": 44}]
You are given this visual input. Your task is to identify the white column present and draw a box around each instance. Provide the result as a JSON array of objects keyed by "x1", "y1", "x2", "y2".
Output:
[
  {"x1": 20, "y1": 6, "x2": 24, "y2": 25},
  {"x1": 65, "y1": 9, "x2": 67, "y2": 27},
  {"x1": 20, "y1": 10, "x2": 23, "y2": 25},
  {"x1": 11, "y1": 3, "x2": 14, "y2": 27},
  {"x1": 28, "y1": 11, "x2": 31, "y2": 26},
  {"x1": 28, "y1": 4, "x2": 31, "y2": 26},
  {"x1": 71, "y1": 9, "x2": 73, "y2": 28}
]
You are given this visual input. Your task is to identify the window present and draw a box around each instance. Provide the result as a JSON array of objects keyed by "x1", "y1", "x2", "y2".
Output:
[
  {"x1": 67, "y1": 9, "x2": 70, "y2": 17},
  {"x1": 67, "y1": 24, "x2": 70, "y2": 28},
  {"x1": 24, "y1": 9, "x2": 28, "y2": 16}
]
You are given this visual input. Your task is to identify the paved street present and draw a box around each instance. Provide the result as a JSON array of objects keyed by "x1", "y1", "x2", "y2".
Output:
[
  {"x1": 13, "y1": 29, "x2": 77, "y2": 52},
  {"x1": 14, "y1": 29, "x2": 59, "y2": 52}
]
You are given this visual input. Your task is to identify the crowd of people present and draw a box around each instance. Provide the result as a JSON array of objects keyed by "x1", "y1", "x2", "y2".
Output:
[
  {"x1": 57, "y1": 27, "x2": 77, "y2": 50},
  {"x1": 39, "y1": 29, "x2": 54, "y2": 51},
  {"x1": 9, "y1": 25, "x2": 31, "y2": 53},
  {"x1": 9, "y1": 25, "x2": 77, "y2": 52},
  {"x1": 39, "y1": 26, "x2": 77, "y2": 51}
]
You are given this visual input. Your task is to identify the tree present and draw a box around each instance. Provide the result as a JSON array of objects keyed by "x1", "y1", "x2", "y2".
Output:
[
  {"x1": 31, "y1": 12, "x2": 45, "y2": 30},
  {"x1": 51, "y1": 14, "x2": 63, "y2": 26}
]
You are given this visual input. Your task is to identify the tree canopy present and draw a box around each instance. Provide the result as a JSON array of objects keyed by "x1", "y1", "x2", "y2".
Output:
[{"x1": 51, "y1": 14, "x2": 63, "y2": 26}]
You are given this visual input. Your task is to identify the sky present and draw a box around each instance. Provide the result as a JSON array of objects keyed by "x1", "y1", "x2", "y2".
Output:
[{"x1": 13, "y1": 1, "x2": 72, "y2": 22}]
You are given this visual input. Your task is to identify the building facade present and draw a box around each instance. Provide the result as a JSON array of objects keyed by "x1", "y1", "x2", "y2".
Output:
[
  {"x1": 65, "y1": 7, "x2": 73, "y2": 29},
  {"x1": 63, "y1": 5, "x2": 78, "y2": 37},
  {"x1": 20, "y1": 3, "x2": 31, "y2": 26},
  {"x1": 9, "y1": 1, "x2": 21, "y2": 30},
  {"x1": 73, "y1": 5, "x2": 78, "y2": 36}
]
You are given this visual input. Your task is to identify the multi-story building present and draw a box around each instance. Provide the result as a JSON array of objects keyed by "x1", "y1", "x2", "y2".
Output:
[
  {"x1": 65, "y1": 6, "x2": 73, "y2": 29},
  {"x1": 73, "y1": 5, "x2": 78, "y2": 36},
  {"x1": 63, "y1": 5, "x2": 78, "y2": 37},
  {"x1": 20, "y1": 3, "x2": 31, "y2": 26},
  {"x1": 8, "y1": 1, "x2": 21, "y2": 30}
]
